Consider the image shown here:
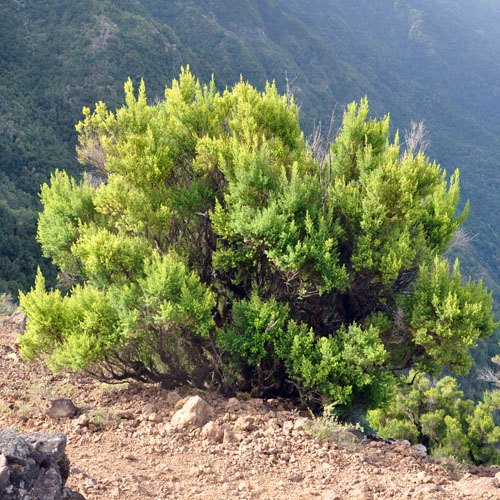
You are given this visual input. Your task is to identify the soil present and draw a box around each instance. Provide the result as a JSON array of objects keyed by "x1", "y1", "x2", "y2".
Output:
[{"x1": 1, "y1": 314, "x2": 500, "y2": 500}]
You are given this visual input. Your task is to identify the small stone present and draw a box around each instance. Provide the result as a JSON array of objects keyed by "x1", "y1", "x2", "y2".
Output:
[
  {"x1": 170, "y1": 396, "x2": 211, "y2": 430},
  {"x1": 411, "y1": 444, "x2": 428, "y2": 459},
  {"x1": 416, "y1": 471, "x2": 434, "y2": 484},
  {"x1": 189, "y1": 465, "x2": 201, "y2": 477},
  {"x1": 226, "y1": 398, "x2": 240, "y2": 411},
  {"x1": 142, "y1": 403, "x2": 158, "y2": 415},
  {"x1": 46, "y1": 399, "x2": 78, "y2": 419},
  {"x1": 495, "y1": 471, "x2": 500, "y2": 487},
  {"x1": 250, "y1": 398, "x2": 263, "y2": 408},
  {"x1": 166, "y1": 391, "x2": 182, "y2": 405},
  {"x1": 290, "y1": 473, "x2": 303, "y2": 483},
  {"x1": 174, "y1": 396, "x2": 191, "y2": 410},
  {"x1": 6, "y1": 352, "x2": 19, "y2": 362},
  {"x1": 223, "y1": 429, "x2": 237, "y2": 444},
  {"x1": 237, "y1": 481, "x2": 249, "y2": 491},
  {"x1": 322, "y1": 490, "x2": 342, "y2": 500},
  {"x1": 75, "y1": 413, "x2": 90, "y2": 427},
  {"x1": 147, "y1": 412, "x2": 161, "y2": 423},
  {"x1": 294, "y1": 418, "x2": 308, "y2": 431},
  {"x1": 201, "y1": 421, "x2": 223, "y2": 443},
  {"x1": 116, "y1": 410, "x2": 134, "y2": 420},
  {"x1": 234, "y1": 416, "x2": 255, "y2": 432}
]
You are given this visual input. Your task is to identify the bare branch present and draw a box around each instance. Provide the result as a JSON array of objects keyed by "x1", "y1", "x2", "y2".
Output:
[
  {"x1": 404, "y1": 120, "x2": 430, "y2": 155},
  {"x1": 446, "y1": 228, "x2": 476, "y2": 253},
  {"x1": 478, "y1": 366, "x2": 500, "y2": 386},
  {"x1": 77, "y1": 133, "x2": 108, "y2": 180}
]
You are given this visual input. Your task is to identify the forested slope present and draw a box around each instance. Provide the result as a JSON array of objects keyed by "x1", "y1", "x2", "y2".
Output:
[{"x1": 2, "y1": 0, "x2": 500, "y2": 308}]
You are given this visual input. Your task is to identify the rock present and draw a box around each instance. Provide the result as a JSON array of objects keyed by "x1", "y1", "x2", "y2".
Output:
[
  {"x1": 7, "y1": 311, "x2": 26, "y2": 330},
  {"x1": 234, "y1": 416, "x2": 255, "y2": 432},
  {"x1": 223, "y1": 428, "x2": 240, "y2": 444},
  {"x1": 116, "y1": 410, "x2": 134, "y2": 420},
  {"x1": 322, "y1": 489, "x2": 342, "y2": 500},
  {"x1": 495, "y1": 471, "x2": 500, "y2": 487},
  {"x1": 237, "y1": 481, "x2": 249, "y2": 491},
  {"x1": 6, "y1": 352, "x2": 19, "y2": 363},
  {"x1": 75, "y1": 413, "x2": 90, "y2": 428},
  {"x1": 62, "y1": 487, "x2": 86, "y2": 500},
  {"x1": 166, "y1": 391, "x2": 182, "y2": 406},
  {"x1": 249, "y1": 398, "x2": 263, "y2": 408},
  {"x1": 0, "y1": 429, "x2": 31, "y2": 463},
  {"x1": 147, "y1": 412, "x2": 162, "y2": 423},
  {"x1": 142, "y1": 403, "x2": 158, "y2": 415},
  {"x1": 170, "y1": 396, "x2": 211, "y2": 429},
  {"x1": 226, "y1": 397, "x2": 240, "y2": 411},
  {"x1": 416, "y1": 471, "x2": 434, "y2": 484},
  {"x1": 174, "y1": 396, "x2": 191, "y2": 410},
  {"x1": 413, "y1": 484, "x2": 443, "y2": 499},
  {"x1": 201, "y1": 421, "x2": 223, "y2": 443},
  {"x1": 46, "y1": 398, "x2": 78, "y2": 419},
  {"x1": 294, "y1": 418, "x2": 309, "y2": 431},
  {"x1": 411, "y1": 443, "x2": 428, "y2": 459},
  {"x1": 396, "y1": 439, "x2": 411, "y2": 447},
  {"x1": 0, "y1": 454, "x2": 9, "y2": 491},
  {"x1": 0, "y1": 428, "x2": 84, "y2": 499}
]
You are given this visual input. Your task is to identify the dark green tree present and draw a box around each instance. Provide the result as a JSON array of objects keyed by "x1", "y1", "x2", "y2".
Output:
[{"x1": 19, "y1": 70, "x2": 497, "y2": 410}]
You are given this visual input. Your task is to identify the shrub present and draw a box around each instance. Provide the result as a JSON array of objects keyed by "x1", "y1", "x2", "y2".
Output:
[
  {"x1": 19, "y1": 69, "x2": 496, "y2": 411},
  {"x1": 367, "y1": 372, "x2": 500, "y2": 464}
]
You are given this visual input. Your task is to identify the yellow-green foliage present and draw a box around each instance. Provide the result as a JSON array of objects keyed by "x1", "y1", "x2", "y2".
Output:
[
  {"x1": 19, "y1": 69, "x2": 496, "y2": 410},
  {"x1": 368, "y1": 372, "x2": 500, "y2": 465}
]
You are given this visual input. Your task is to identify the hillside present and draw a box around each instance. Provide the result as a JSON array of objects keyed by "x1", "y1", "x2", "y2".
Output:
[
  {"x1": 1, "y1": 314, "x2": 500, "y2": 499},
  {"x1": 2, "y1": 1, "x2": 500, "y2": 297}
]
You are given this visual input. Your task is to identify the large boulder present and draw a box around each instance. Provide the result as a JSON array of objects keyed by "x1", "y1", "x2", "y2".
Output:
[{"x1": 0, "y1": 428, "x2": 84, "y2": 500}]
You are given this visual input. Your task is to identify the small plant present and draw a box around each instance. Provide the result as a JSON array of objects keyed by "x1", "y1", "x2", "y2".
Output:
[
  {"x1": 432, "y1": 449, "x2": 469, "y2": 480},
  {"x1": 88, "y1": 407, "x2": 119, "y2": 427},
  {"x1": 0, "y1": 292, "x2": 16, "y2": 315},
  {"x1": 305, "y1": 404, "x2": 363, "y2": 450},
  {"x1": 95, "y1": 381, "x2": 130, "y2": 394}
]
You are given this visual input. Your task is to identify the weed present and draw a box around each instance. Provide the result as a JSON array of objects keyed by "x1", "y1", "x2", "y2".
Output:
[
  {"x1": 95, "y1": 381, "x2": 130, "y2": 394},
  {"x1": 305, "y1": 403, "x2": 364, "y2": 451},
  {"x1": 88, "y1": 407, "x2": 119, "y2": 427},
  {"x1": 432, "y1": 450, "x2": 468, "y2": 479}
]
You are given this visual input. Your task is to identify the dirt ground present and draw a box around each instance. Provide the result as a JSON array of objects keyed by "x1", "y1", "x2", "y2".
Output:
[{"x1": 1, "y1": 314, "x2": 500, "y2": 500}]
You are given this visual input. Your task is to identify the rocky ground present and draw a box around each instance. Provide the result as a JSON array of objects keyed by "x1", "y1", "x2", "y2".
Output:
[{"x1": 1, "y1": 314, "x2": 500, "y2": 500}]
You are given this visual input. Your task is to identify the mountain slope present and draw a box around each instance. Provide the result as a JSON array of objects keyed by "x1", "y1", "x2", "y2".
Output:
[{"x1": 2, "y1": 0, "x2": 500, "y2": 303}]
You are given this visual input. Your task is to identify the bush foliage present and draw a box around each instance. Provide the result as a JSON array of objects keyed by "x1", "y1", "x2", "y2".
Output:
[
  {"x1": 368, "y1": 372, "x2": 500, "y2": 465},
  {"x1": 19, "y1": 70, "x2": 497, "y2": 410}
]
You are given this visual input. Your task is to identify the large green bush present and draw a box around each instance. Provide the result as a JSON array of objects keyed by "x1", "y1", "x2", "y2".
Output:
[{"x1": 19, "y1": 69, "x2": 497, "y2": 409}]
